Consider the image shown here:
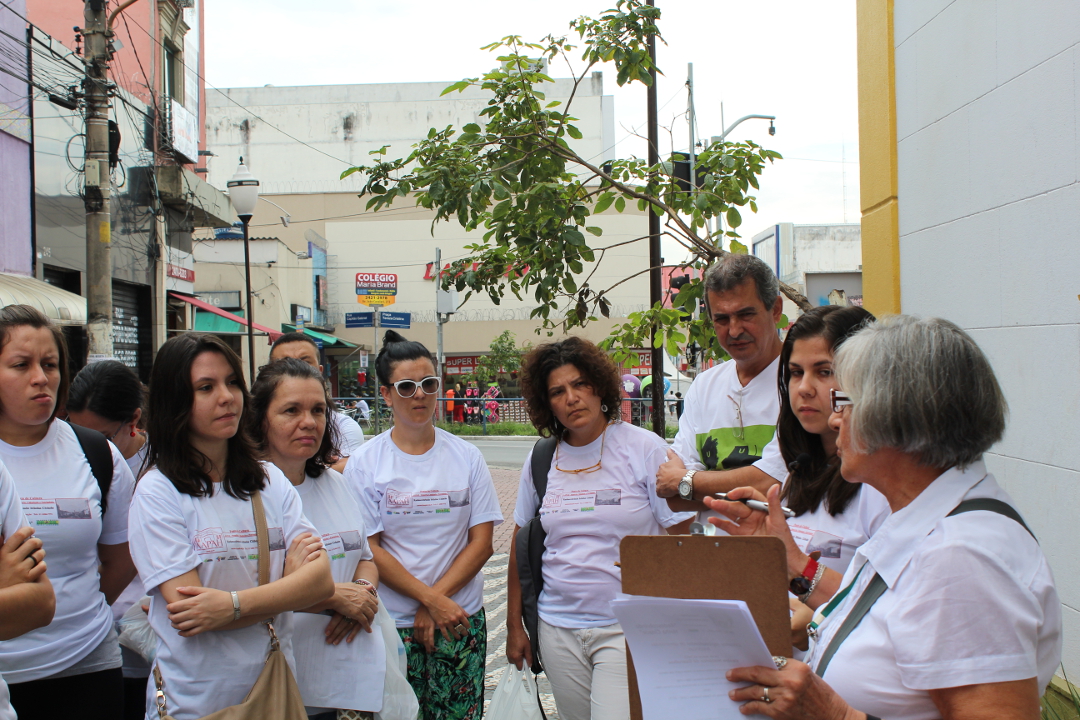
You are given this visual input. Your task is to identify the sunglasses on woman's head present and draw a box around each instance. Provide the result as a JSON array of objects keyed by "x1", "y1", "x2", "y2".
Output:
[{"x1": 391, "y1": 376, "x2": 442, "y2": 398}]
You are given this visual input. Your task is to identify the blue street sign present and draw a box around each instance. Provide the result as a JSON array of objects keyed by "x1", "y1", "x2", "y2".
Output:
[
  {"x1": 379, "y1": 312, "x2": 411, "y2": 329},
  {"x1": 345, "y1": 312, "x2": 375, "y2": 328}
]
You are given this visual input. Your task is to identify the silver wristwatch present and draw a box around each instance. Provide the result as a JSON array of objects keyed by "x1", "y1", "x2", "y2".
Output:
[{"x1": 678, "y1": 470, "x2": 697, "y2": 501}]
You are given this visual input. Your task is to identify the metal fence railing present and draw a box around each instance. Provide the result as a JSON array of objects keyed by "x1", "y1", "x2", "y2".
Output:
[{"x1": 332, "y1": 396, "x2": 684, "y2": 436}]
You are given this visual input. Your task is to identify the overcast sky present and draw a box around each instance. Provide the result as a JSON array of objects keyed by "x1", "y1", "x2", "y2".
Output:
[{"x1": 205, "y1": 1, "x2": 859, "y2": 260}]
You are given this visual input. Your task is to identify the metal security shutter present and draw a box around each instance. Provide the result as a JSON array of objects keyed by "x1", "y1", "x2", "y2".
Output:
[{"x1": 112, "y1": 280, "x2": 152, "y2": 382}]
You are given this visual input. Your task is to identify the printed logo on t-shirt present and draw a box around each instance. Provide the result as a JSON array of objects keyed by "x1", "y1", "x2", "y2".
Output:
[
  {"x1": 192, "y1": 526, "x2": 286, "y2": 560},
  {"x1": 383, "y1": 489, "x2": 470, "y2": 515},
  {"x1": 540, "y1": 489, "x2": 622, "y2": 515},
  {"x1": 696, "y1": 425, "x2": 776, "y2": 470},
  {"x1": 788, "y1": 522, "x2": 844, "y2": 560},
  {"x1": 22, "y1": 496, "x2": 93, "y2": 525},
  {"x1": 322, "y1": 530, "x2": 364, "y2": 560}
]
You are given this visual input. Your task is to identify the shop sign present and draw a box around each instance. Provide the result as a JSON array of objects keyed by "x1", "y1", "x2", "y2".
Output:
[
  {"x1": 167, "y1": 264, "x2": 195, "y2": 282},
  {"x1": 445, "y1": 356, "x2": 480, "y2": 375},
  {"x1": 356, "y1": 272, "x2": 397, "y2": 307}
]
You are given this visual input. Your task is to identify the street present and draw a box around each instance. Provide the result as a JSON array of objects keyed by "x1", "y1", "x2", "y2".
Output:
[{"x1": 462, "y1": 437, "x2": 538, "y2": 469}]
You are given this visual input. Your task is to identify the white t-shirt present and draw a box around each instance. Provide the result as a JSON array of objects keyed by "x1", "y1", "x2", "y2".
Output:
[
  {"x1": 291, "y1": 468, "x2": 385, "y2": 713},
  {"x1": 346, "y1": 428, "x2": 503, "y2": 628},
  {"x1": 513, "y1": 422, "x2": 694, "y2": 628},
  {"x1": 0, "y1": 461, "x2": 29, "y2": 720},
  {"x1": 805, "y1": 462, "x2": 1062, "y2": 720},
  {"x1": 128, "y1": 463, "x2": 317, "y2": 720},
  {"x1": 332, "y1": 411, "x2": 365, "y2": 457},
  {"x1": 0, "y1": 420, "x2": 135, "y2": 683},
  {"x1": 113, "y1": 441, "x2": 152, "y2": 624},
  {"x1": 670, "y1": 358, "x2": 786, "y2": 526},
  {"x1": 786, "y1": 483, "x2": 891, "y2": 576}
]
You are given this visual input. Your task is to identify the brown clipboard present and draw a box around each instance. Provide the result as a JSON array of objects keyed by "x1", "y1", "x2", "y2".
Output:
[{"x1": 619, "y1": 535, "x2": 791, "y2": 720}]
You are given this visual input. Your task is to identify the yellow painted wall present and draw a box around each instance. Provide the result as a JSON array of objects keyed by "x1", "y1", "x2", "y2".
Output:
[{"x1": 856, "y1": 0, "x2": 901, "y2": 314}]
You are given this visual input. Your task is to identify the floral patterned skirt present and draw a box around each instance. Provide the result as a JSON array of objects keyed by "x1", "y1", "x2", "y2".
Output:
[{"x1": 397, "y1": 607, "x2": 487, "y2": 720}]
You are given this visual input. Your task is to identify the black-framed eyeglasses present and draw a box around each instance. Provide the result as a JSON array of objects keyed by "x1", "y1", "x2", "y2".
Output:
[
  {"x1": 830, "y1": 389, "x2": 852, "y2": 414},
  {"x1": 391, "y1": 376, "x2": 441, "y2": 398}
]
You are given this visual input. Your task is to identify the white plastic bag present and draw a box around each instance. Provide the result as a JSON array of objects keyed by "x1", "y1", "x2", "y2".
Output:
[
  {"x1": 116, "y1": 595, "x2": 157, "y2": 664},
  {"x1": 373, "y1": 604, "x2": 420, "y2": 720},
  {"x1": 487, "y1": 664, "x2": 544, "y2": 720}
]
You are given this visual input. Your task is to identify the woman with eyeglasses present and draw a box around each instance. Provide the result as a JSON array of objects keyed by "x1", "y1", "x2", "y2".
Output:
[
  {"x1": 505, "y1": 337, "x2": 693, "y2": 720},
  {"x1": 704, "y1": 317, "x2": 1060, "y2": 720},
  {"x1": 345, "y1": 331, "x2": 502, "y2": 720}
]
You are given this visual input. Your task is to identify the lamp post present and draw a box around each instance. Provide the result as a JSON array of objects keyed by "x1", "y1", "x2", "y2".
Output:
[{"x1": 227, "y1": 158, "x2": 260, "y2": 382}]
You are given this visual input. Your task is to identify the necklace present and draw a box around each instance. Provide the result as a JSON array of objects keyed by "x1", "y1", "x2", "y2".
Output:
[{"x1": 554, "y1": 426, "x2": 607, "y2": 474}]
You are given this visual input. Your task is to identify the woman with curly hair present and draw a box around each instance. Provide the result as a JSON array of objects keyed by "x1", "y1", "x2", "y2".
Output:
[{"x1": 506, "y1": 336, "x2": 693, "y2": 720}]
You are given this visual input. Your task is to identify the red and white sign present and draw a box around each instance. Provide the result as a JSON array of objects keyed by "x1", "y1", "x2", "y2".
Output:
[
  {"x1": 445, "y1": 356, "x2": 480, "y2": 375},
  {"x1": 167, "y1": 264, "x2": 195, "y2": 282},
  {"x1": 626, "y1": 350, "x2": 653, "y2": 377}
]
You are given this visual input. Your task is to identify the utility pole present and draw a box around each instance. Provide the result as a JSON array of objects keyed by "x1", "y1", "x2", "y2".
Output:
[
  {"x1": 83, "y1": 0, "x2": 113, "y2": 359},
  {"x1": 435, "y1": 247, "x2": 445, "y2": 420},
  {"x1": 688, "y1": 63, "x2": 696, "y2": 193},
  {"x1": 646, "y1": 0, "x2": 664, "y2": 439}
]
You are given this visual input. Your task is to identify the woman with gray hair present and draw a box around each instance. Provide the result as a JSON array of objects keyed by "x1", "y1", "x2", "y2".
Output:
[{"x1": 705, "y1": 315, "x2": 1061, "y2": 720}]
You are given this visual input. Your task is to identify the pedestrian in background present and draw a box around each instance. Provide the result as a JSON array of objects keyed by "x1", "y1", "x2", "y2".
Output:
[
  {"x1": 506, "y1": 337, "x2": 693, "y2": 720},
  {"x1": 0, "y1": 305, "x2": 137, "y2": 720},
  {"x1": 67, "y1": 359, "x2": 152, "y2": 720},
  {"x1": 249, "y1": 358, "x2": 384, "y2": 719},
  {"x1": 346, "y1": 331, "x2": 502, "y2": 720}
]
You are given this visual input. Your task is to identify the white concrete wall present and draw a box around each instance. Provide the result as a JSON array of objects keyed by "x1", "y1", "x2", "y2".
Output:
[
  {"x1": 894, "y1": 0, "x2": 1080, "y2": 671},
  {"x1": 204, "y1": 74, "x2": 614, "y2": 195}
]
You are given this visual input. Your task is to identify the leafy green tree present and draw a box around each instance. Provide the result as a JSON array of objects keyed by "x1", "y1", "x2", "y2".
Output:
[
  {"x1": 473, "y1": 330, "x2": 527, "y2": 387},
  {"x1": 342, "y1": 0, "x2": 811, "y2": 367}
]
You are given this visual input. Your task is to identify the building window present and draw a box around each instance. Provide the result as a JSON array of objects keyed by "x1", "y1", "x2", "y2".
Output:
[{"x1": 164, "y1": 42, "x2": 184, "y2": 104}]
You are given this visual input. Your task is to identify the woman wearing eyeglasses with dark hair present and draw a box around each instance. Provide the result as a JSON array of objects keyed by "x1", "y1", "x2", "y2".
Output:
[{"x1": 344, "y1": 331, "x2": 502, "y2": 720}]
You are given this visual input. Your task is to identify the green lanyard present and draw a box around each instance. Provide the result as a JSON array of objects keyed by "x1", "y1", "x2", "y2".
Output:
[{"x1": 807, "y1": 563, "x2": 866, "y2": 639}]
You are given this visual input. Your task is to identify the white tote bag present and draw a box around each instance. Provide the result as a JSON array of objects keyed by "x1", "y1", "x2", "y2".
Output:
[
  {"x1": 487, "y1": 664, "x2": 544, "y2": 720},
  {"x1": 371, "y1": 604, "x2": 420, "y2": 720}
]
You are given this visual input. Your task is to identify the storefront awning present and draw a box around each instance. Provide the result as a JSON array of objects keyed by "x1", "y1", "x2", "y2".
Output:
[
  {"x1": 194, "y1": 309, "x2": 245, "y2": 333},
  {"x1": 280, "y1": 324, "x2": 357, "y2": 348},
  {"x1": 169, "y1": 292, "x2": 283, "y2": 343},
  {"x1": 0, "y1": 271, "x2": 86, "y2": 326}
]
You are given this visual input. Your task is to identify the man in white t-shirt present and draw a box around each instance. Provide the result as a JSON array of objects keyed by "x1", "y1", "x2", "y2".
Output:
[
  {"x1": 269, "y1": 333, "x2": 365, "y2": 468},
  {"x1": 656, "y1": 254, "x2": 788, "y2": 513}
]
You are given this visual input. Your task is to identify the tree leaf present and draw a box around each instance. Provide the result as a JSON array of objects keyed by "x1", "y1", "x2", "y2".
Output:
[
  {"x1": 567, "y1": 125, "x2": 583, "y2": 140},
  {"x1": 585, "y1": 226, "x2": 603, "y2": 236}
]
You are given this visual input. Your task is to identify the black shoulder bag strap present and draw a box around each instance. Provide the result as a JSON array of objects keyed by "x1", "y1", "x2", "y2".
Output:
[
  {"x1": 815, "y1": 497, "x2": 1036, "y2": 678},
  {"x1": 515, "y1": 435, "x2": 558, "y2": 676},
  {"x1": 69, "y1": 422, "x2": 114, "y2": 516}
]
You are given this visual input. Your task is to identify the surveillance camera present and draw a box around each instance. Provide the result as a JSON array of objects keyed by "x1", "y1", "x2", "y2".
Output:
[{"x1": 768, "y1": 122, "x2": 776, "y2": 136}]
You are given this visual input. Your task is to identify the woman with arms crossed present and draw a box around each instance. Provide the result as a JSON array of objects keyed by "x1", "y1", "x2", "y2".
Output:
[
  {"x1": 0, "y1": 305, "x2": 137, "y2": 720},
  {"x1": 708, "y1": 316, "x2": 1061, "y2": 720},
  {"x1": 506, "y1": 337, "x2": 693, "y2": 720},
  {"x1": 346, "y1": 331, "x2": 503, "y2": 720},
  {"x1": 127, "y1": 334, "x2": 334, "y2": 720},
  {"x1": 249, "y1": 358, "x2": 384, "y2": 719}
]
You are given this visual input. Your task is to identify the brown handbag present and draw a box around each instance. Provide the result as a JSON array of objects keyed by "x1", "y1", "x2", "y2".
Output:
[{"x1": 152, "y1": 491, "x2": 308, "y2": 720}]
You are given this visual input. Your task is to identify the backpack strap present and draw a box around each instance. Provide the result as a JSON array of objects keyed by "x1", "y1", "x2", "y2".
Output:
[
  {"x1": 815, "y1": 496, "x2": 1034, "y2": 678},
  {"x1": 69, "y1": 422, "x2": 114, "y2": 516},
  {"x1": 529, "y1": 436, "x2": 559, "y2": 510}
]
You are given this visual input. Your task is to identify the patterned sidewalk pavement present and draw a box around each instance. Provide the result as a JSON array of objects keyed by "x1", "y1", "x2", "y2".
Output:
[{"x1": 482, "y1": 466, "x2": 560, "y2": 717}]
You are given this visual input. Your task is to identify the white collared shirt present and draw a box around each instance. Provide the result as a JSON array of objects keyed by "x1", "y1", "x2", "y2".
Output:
[{"x1": 805, "y1": 461, "x2": 1062, "y2": 720}]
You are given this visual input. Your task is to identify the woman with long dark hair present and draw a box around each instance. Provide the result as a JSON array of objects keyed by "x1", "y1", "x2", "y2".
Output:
[
  {"x1": 248, "y1": 358, "x2": 384, "y2": 719},
  {"x1": 345, "y1": 331, "x2": 502, "y2": 720},
  {"x1": 0, "y1": 305, "x2": 137, "y2": 720},
  {"x1": 127, "y1": 334, "x2": 333, "y2": 719}
]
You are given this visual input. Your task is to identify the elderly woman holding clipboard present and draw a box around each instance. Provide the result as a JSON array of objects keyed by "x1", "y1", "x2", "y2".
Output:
[{"x1": 705, "y1": 316, "x2": 1061, "y2": 720}]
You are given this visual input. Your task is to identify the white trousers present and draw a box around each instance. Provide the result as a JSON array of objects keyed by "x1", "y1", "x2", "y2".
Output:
[{"x1": 538, "y1": 619, "x2": 629, "y2": 720}]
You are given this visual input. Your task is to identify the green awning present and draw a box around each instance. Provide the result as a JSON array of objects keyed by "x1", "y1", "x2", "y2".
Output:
[
  {"x1": 280, "y1": 324, "x2": 357, "y2": 348},
  {"x1": 195, "y1": 309, "x2": 245, "y2": 333}
]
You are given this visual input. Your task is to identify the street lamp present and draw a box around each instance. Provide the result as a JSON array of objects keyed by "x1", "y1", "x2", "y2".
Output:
[
  {"x1": 227, "y1": 158, "x2": 260, "y2": 382},
  {"x1": 711, "y1": 114, "x2": 776, "y2": 145}
]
